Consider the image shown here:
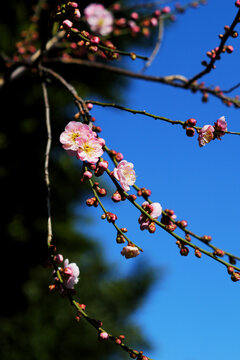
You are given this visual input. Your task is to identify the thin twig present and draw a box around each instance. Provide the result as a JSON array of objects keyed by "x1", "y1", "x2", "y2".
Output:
[
  {"x1": 186, "y1": 8, "x2": 240, "y2": 86},
  {"x1": 38, "y1": 64, "x2": 92, "y2": 123},
  {"x1": 45, "y1": 57, "x2": 240, "y2": 108},
  {"x1": 86, "y1": 100, "x2": 240, "y2": 136},
  {"x1": 222, "y1": 82, "x2": 240, "y2": 94},
  {"x1": 42, "y1": 80, "x2": 53, "y2": 247},
  {"x1": 141, "y1": 15, "x2": 164, "y2": 73}
]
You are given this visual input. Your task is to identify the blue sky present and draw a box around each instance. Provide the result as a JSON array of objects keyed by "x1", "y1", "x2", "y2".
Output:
[{"x1": 77, "y1": 1, "x2": 240, "y2": 359}]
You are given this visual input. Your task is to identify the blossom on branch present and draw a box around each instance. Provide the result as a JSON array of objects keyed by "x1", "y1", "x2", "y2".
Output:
[
  {"x1": 198, "y1": 125, "x2": 215, "y2": 147},
  {"x1": 60, "y1": 121, "x2": 95, "y2": 152},
  {"x1": 138, "y1": 201, "x2": 162, "y2": 231},
  {"x1": 113, "y1": 160, "x2": 136, "y2": 192},
  {"x1": 84, "y1": 3, "x2": 114, "y2": 36},
  {"x1": 60, "y1": 121, "x2": 104, "y2": 163},
  {"x1": 214, "y1": 116, "x2": 227, "y2": 139},
  {"x1": 62, "y1": 258, "x2": 80, "y2": 289},
  {"x1": 121, "y1": 245, "x2": 140, "y2": 259},
  {"x1": 76, "y1": 136, "x2": 103, "y2": 163}
]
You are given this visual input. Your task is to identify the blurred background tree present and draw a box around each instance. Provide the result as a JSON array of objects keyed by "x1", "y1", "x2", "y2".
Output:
[{"x1": 0, "y1": 1, "x2": 160, "y2": 359}]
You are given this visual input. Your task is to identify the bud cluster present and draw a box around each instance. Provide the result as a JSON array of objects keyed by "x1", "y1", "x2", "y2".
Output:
[{"x1": 161, "y1": 209, "x2": 177, "y2": 232}]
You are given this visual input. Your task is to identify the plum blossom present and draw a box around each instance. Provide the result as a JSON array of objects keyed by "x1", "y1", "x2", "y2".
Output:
[
  {"x1": 84, "y1": 3, "x2": 114, "y2": 36},
  {"x1": 198, "y1": 125, "x2": 215, "y2": 147},
  {"x1": 62, "y1": 258, "x2": 80, "y2": 289},
  {"x1": 138, "y1": 201, "x2": 162, "y2": 230},
  {"x1": 76, "y1": 136, "x2": 103, "y2": 163},
  {"x1": 214, "y1": 116, "x2": 227, "y2": 139},
  {"x1": 60, "y1": 121, "x2": 104, "y2": 163},
  {"x1": 121, "y1": 245, "x2": 140, "y2": 259},
  {"x1": 60, "y1": 121, "x2": 95, "y2": 152},
  {"x1": 113, "y1": 160, "x2": 136, "y2": 192}
]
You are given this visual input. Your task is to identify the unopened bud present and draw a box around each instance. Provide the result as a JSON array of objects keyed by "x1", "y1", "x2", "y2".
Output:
[
  {"x1": 99, "y1": 332, "x2": 109, "y2": 340},
  {"x1": 180, "y1": 247, "x2": 189, "y2": 256}
]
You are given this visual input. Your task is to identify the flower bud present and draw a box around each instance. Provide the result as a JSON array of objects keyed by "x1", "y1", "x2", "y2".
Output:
[
  {"x1": 227, "y1": 266, "x2": 234, "y2": 275},
  {"x1": 180, "y1": 247, "x2": 189, "y2": 256},
  {"x1": 195, "y1": 249, "x2": 202, "y2": 258},
  {"x1": 112, "y1": 191, "x2": 122, "y2": 202},
  {"x1": 213, "y1": 249, "x2": 225, "y2": 257},
  {"x1": 62, "y1": 19, "x2": 73, "y2": 30},
  {"x1": 83, "y1": 171, "x2": 92, "y2": 180},
  {"x1": 99, "y1": 332, "x2": 109, "y2": 340},
  {"x1": 54, "y1": 254, "x2": 64, "y2": 264},
  {"x1": 185, "y1": 118, "x2": 197, "y2": 127},
  {"x1": 148, "y1": 222, "x2": 156, "y2": 233}
]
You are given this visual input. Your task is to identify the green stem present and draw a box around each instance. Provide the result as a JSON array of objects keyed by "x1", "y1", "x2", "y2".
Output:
[
  {"x1": 72, "y1": 29, "x2": 149, "y2": 61},
  {"x1": 104, "y1": 152, "x2": 240, "y2": 271},
  {"x1": 85, "y1": 166, "x2": 143, "y2": 252},
  {"x1": 87, "y1": 100, "x2": 240, "y2": 136}
]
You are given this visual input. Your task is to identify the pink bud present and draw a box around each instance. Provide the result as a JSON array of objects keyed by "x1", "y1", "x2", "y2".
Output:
[
  {"x1": 186, "y1": 118, "x2": 197, "y2": 127},
  {"x1": 68, "y1": 2, "x2": 78, "y2": 8},
  {"x1": 83, "y1": 171, "x2": 92, "y2": 180},
  {"x1": 73, "y1": 9, "x2": 81, "y2": 21},
  {"x1": 214, "y1": 116, "x2": 227, "y2": 139},
  {"x1": 180, "y1": 247, "x2": 189, "y2": 256},
  {"x1": 112, "y1": 191, "x2": 122, "y2": 202},
  {"x1": 87, "y1": 103, "x2": 93, "y2": 110},
  {"x1": 186, "y1": 127, "x2": 195, "y2": 137},
  {"x1": 62, "y1": 19, "x2": 73, "y2": 30},
  {"x1": 162, "y1": 6, "x2": 171, "y2": 14},
  {"x1": 235, "y1": 0, "x2": 240, "y2": 7},
  {"x1": 116, "y1": 18, "x2": 127, "y2": 27},
  {"x1": 98, "y1": 160, "x2": 108, "y2": 170},
  {"x1": 131, "y1": 12, "x2": 139, "y2": 20},
  {"x1": 150, "y1": 18, "x2": 158, "y2": 27},
  {"x1": 91, "y1": 36, "x2": 100, "y2": 44},
  {"x1": 154, "y1": 10, "x2": 161, "y2": 17},
  {"x1": 226, "y1": 45, "x2": 234, "y2": 53},
  {"x1": 99, "y1": 332, "x2": 109, "y2": 340},
  {"x1": 54, "y1": 254, "x2": 64, "y2": 264},
  {"x1": 115, "y1": 152, "x2": 124, "y2": 161}
]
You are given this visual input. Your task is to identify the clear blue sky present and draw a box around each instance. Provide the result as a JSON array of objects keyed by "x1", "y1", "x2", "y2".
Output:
[{"x1": 78, "y1": 1, "x2": 240, "y2": 359}]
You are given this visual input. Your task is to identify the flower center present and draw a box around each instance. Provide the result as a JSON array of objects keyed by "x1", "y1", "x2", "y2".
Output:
[
  {"x1": 97, "y1": 18, "x2": 104, "y2": 26},
  {"x1": 83, "y1": 143, "x2": 94, "y2": 153},
  {"x1": 71, "y1": 132, "x2": 80, "y2": 142}
]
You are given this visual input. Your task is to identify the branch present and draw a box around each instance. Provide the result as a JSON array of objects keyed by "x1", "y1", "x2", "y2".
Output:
[
  {"x1": 141, "y1": 15, "x2": 164, "y2": 73},
  {"x1": 85, "y1": 100, "x2": 240, "y2": 136},
  {"x1": 186, "y1": 8, "x2": 240, "y2": 86},
  {"x1": 0, "y1": 31, "x2": 65, "y2": 89},
  {"x1": 41, "y1": 80, "x2": 53, "y2": 247},
  {"x1": 45, "y1": 57, "x2": 240, "y2": 108}
]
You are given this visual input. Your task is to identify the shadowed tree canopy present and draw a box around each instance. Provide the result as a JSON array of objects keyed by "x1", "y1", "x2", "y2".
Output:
[{"x1": 0, "y1": 1, "x2": 161, "y2": 359}]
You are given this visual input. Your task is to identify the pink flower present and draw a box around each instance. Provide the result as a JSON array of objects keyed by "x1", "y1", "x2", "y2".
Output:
[
  {"x1": 63, "y1": 259, "x2": 80, "y2": 289},
  {"x1": 76, "y1": 136, "x2": 103, "y2": 164},
  {"x1": 113, "y1": 160, "x2": 136, "y2": 192},
  {"x1": 121, "y1": 245, "x2": 140, "y2": 259},
  {"x1": 198, "y1": 125, "x2": 215, "y2": 147},
  {"x1": 214, "y1": 116, "x2": 227, "y2": 139},
  {"x1": 60, "y1": 121, "x2": 104, "y2": 163},
  {"x1": 60, "y1": 121, "x2": 94, "y2": 152},
  {"x1": 138, "y1": 201, "x2": 162, "y2": 230},
  {"x1": 84, "y1": 3, "x2": 114, "y2": 36}
]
